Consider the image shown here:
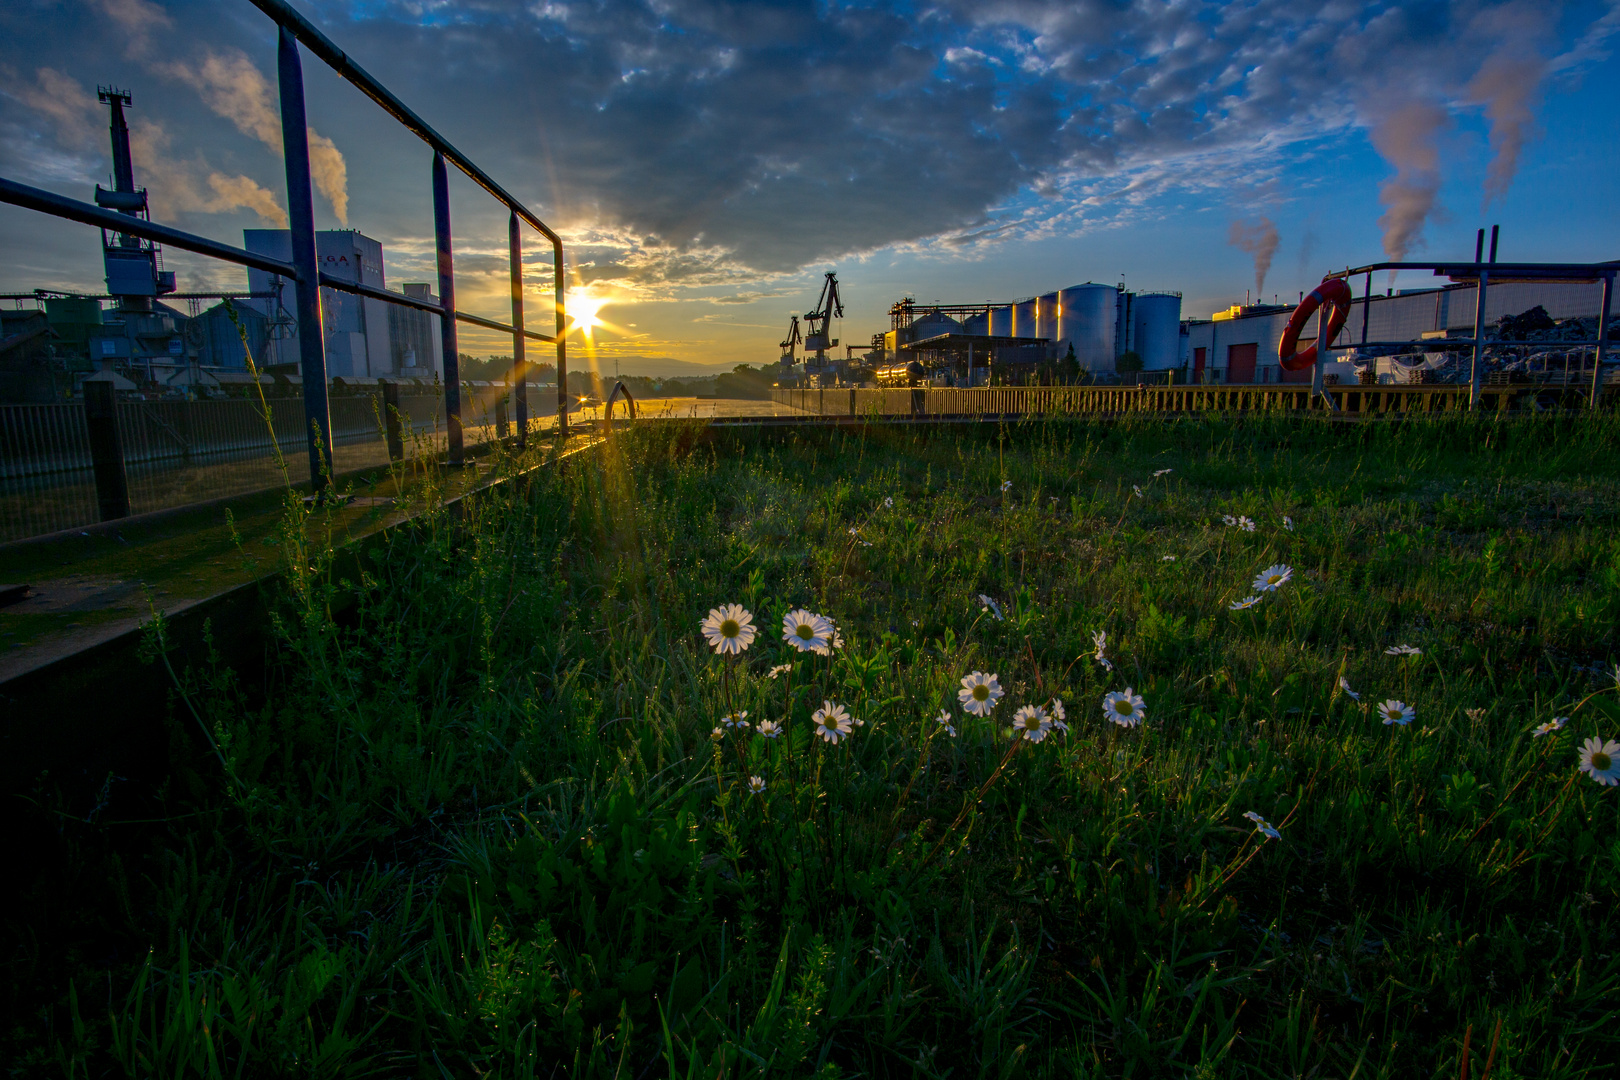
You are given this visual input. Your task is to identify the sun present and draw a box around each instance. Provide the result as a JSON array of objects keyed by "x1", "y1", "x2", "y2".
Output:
[{"x1": 566, "y1": 290, "x2": 606, "y2": 337}]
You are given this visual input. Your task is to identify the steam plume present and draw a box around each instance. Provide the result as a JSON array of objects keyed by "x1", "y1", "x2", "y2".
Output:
[
  {"x1": 1228, "y1": 217, "x2": 1279, "y2": 297},
  {"x1": 1369, "y1": 101, "x2": 1448, "y2": 261},
  {"x1": 1469, "y1": 53, "x2": 1543, "y2": 207},
  {"x1": 131, "y1": 120, "x2": 286, "y2": 225},
  {"x1": 207, "y1": 173, "x2": 288, "y2": 226},
  {"x1": 307, "y1": 132, "x2": 349, "y2": 224}
]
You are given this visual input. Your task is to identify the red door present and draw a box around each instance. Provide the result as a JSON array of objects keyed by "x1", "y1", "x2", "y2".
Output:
[
  {"x1": 1227, "y1": 342, "x2": 1257, "y2": 383},
  {"x1": 1193, "y1": 346, "x2": 1206, "y2": 381}
]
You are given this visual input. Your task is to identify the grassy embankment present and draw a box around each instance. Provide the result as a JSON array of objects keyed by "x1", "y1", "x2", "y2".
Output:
[{"x1": 13, "y1": 412, "x2": 1620, "y2": 1077}]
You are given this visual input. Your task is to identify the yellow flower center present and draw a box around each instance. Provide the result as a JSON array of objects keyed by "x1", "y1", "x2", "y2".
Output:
[
  {"x1": 1115, "y1": 700, "x2": 1134, "y2": 715},
  {"x1": 796, "y1": 624, "x2": 814, "y2": 639},
  {"x1": 1268, "y1": 575, "x2": 1281, "y2": 585},
  {"x1": 720, "y1": 619, "x2": 740, "y2": 637},
  {"x1": 973, "y1": 685, "x2": 989, "y2": 701},
  {"x1": 1594, "y1": 751, "x2": 1613, "y2": 771},
  {"x1": 1023, "y1": 715, "x2": 1040, "y2": 729}
]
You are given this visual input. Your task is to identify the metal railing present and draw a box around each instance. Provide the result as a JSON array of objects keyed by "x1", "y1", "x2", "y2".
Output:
[{"x1": 0, "y1": 0, "x2": 568, "y2": 503}]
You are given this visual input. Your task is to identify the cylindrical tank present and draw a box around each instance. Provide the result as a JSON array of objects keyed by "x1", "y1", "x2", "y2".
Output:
[
  {"x1": 1132, "y1": 293, "x2": 1182, "y2": 370},
  {"x1": 910, "y1": 310, "x2": 962, "y2": 341},
  {"x1": 988, "y1": 305, "x2": 1012, "y2": 336},
  {"x1": 1056, "y1": 284, "x2": 1117, "y2": 372},
  {"x1": 1013, "y1": 299, "x2": 1037, "y2": 339},
  {"x1": 1037, "y1": 292, "x2": 1059, "y2": 344},
  {"x1": 962, "y1": 312, "x2": 989, "y2": 336}
]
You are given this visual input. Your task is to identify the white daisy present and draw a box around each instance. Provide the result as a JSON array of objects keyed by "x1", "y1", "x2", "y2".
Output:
[
  {"x1": 1093, "y1": 630, "x2": 1113, "y2": 671},
  {"x1": 1252, "y1": 564, "x2": 1294, "y2": 592},
  {"x1": 1385, "y1": 644, "x2": 1422, "y2": 656},
  {"x1": 1378, "y1": 699, "x2": 1415, "y2": 726},
  {"x1": 1229, "y1": 595, "x2": 1262, "y2": 611},
  {"x1": 1338, "y1": 675, "x2": 1361, "y2": 702},
  {"x1": 782, "y1": 608, "x2": 833, "y2": 653},
  {"x1": 1011, "y1": 704, "x2": 1053, "y2": 742},
  {"x1": 719, "y1": 711, "x2": 749, "y2": 730},
  {"x1": 1283, "y1": 516, "x2": 1294, "y2": 531},
  {"x1": 1532, "y1": 716, "x2": 1568, "y2": 738},
  {"x1": 811, "y1": 700, "x2": 857, "y2": 744},
  {"x1": 1132, "y1": 484, "x2": 1143, "y2": 498},
  {"x1": 1050, "y1": 698, "x2": 1069, "y2": 732},
  {"x1": 935, "y1": 709, "x2": 958, "y2": 738},
  {"x1": 748, "y1": 775, "x2": 766, "y2": 794},
  {"x1": 883, "y1": 496, "x2": 894, "y2": 508},
  {"x1": 1001, "y1": 479, "x2": 1013, "y2": 492},
  {"x1": 1238, "y1": 516, "x2": 1256, "y2": 532},
  {"x1": 1153, "y1": 468, "x2": 1173, "y2": 477},
  {"x1": 766, "y1": 663, "x2": 793, "y2": 680},
  {"x1": 958, "y1": 671, "x2": 1004, "y2": 716},
  {"x1": 1162, "y1": 554, "x2": 1177, "y2": 561},
  {"x1": 700, "y1": 604, "x2": 756, "y2": 655},
  {"x1": 1103, "y1": 688, "x2": 1146, "y2": 728},
  {"x1": 1577, "y1": 736, "x2": 1620, "y2": 785},
  {"x1": 1222, "y1": 515, "x2": 1237, "y2": 526},
  {"x1": 978, "y1": 594, "x2": 1004, "y2": 621},
  {"x1": 756, "y1": 719, "x2": 784, "y2": 739},
  {"x1": 1243, "y1": 812, "x2": 1281, "y2": 840}
]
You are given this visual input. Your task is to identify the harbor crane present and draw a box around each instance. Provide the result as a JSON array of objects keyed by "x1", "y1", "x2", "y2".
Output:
[
  {"x1": 778, "y1": 314, "x2": 801, "y2": 369},
  {"x1": 802, "y1": 271, "x2": 843, "y2": 371}
]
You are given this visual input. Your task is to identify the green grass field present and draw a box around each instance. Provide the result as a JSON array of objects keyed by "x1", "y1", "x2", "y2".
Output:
[{"x1": 13, "y1": 413, "x2": 1620, "y2": 1078}]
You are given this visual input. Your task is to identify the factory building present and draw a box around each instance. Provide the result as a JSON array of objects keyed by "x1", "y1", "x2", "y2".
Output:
[
  {"x1": 243, "y1": 229, "x2": 440, "y2": 379},
  {"x1": 1183, "y1": 279, "x2": 1614, "y2": 384}
]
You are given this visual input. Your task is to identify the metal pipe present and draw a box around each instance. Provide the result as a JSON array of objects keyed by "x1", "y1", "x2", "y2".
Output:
[
  {"x1": 1489, "y1": 225, "x2": 1499, "y2": 263},
  {"x1": 1475, "y1": 229, "x2": 1485, "y2": 263},
  {"x1": 1469, "y1": 269, "x2": 1489, "y2": 407},
  {"x1": 509, "y1": 211, "x2": 527, "y2": 447},
  {"x1": 432, "y1": 151, "x2": 463, "y2": 465},
  {"x1": 1362, "y1": 271, "x2": 1371, "y2": 345},
  {"x1": 554, "y1": 239, "x2": 567, "y2": 439},
  {"x1": 0, "y1": 178, "x2": 298, "y2": 278},
  {"x1": 1591, "y1": 272, "x2": 1613, "y2": 408},
  {"x1": 276, "y1": 25, "x2": 333, "y2": 490}
]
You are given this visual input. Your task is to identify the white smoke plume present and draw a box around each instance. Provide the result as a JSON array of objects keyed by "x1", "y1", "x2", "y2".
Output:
[
  {"x1": 1228, "y1": 217, "x2": 1280, "y2": 297},
  {"x1": 1368, "y1": 101, "x2": 1449, "y2": 261},
  {"x1": 161, "y1": 49, "x2": 349, "y2": 224},
  {"x1": 130, "y1": 119, "x2": 286, "y2": 225},
  {"x1": 1468, "y1": 53, "x2": 1544, "y2": 207}
]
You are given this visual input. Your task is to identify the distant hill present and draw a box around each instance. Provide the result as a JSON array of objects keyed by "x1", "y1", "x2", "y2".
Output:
[{"x1": 573, "y1": 355, "x2": 744, "y2": 379}]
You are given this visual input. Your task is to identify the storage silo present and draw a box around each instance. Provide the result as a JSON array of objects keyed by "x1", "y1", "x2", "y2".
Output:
[
  {"x1": 910, "y1": 309, "x2": 962, "y2": 340},
  {"x1": 1057, "y1": 284, "x2": 1117, "y2": 372},
  {"x1": 1037, "y1": 292, "x2": 1060, "y2": 343},
  {"x1": 962, "y1": 311, "x2": 989, "y2": 336},
  {"x1": 1013, "y1": 299, "x2": 1038, "y2": 339},
  {"x1": 989, "y1": 305, "x2": 1013, "y2": 336},
  {"x1": 1132, "y1": 293, "x2": 1182, "y2": 370}
]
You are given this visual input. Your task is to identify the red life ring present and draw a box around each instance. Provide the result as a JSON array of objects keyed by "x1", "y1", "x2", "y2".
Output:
[{"x1": 1279, "y1": 277, "x2": 1353, "y2": 371}]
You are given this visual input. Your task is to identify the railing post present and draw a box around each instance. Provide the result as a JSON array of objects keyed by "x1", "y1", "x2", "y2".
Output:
[
  {"x1": 381, "y1": 379, "x2": 403, "y2": 461},
  {"x1": 1470, "y1": 270, "x2": 1490, "y2": 408},
  {"x1": 508, "y1": 210, "x2": 527, "y2": 446},
  {"x1": 1590, "y1": 272, "x2": 1612, "y2": 409},
  {"x1": 431, "y1": 151, "x2": 464, "y2": 465},
  {"x1": 276, "y1": 25, "x2": 333, "y2": 491},
  {"x1": 83, "y1": 381, "x2": 129, "y2": 521},
  {"x1": 554, "y1": 239, "x2": 567, "y2": 440}
]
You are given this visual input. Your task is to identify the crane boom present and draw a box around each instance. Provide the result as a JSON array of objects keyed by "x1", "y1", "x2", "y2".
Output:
[{"x1": 803, "y1": 271, "x2": 843, "y2": 355}]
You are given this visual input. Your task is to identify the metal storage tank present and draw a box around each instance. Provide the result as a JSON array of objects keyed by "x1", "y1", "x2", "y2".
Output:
[
  {"x1": 1057, "y1": 284, "x2": 1117, "y2": 372},
  {"x1": 1037, "y1": 292, "x2": 1060, "y2": 343},
  {"x1": 962, "y1": 312, "x2": 989, "y2": 335},
  {"x1": 1132, "y1": 293, "x2": 1182, "y2": 370},
  {"x1": 988, "y1": 305, "x2": 1013, "y2": 336},
  {"x1": 910, "y1": 310, "x2": 962, "y2": 340},
  {"x1": 1013, "y1": 299, "x2": 1038, "y2": 339}
]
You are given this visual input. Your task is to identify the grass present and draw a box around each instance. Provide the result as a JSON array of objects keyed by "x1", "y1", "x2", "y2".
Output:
[{"x1": 9, "y1": 412, "x2": 1620, "y2": 1078}]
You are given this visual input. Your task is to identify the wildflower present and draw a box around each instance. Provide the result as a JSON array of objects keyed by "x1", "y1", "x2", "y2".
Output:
[
  {"x1": 782, "y1": 608, "x2": 833, "y2": 653},
  {"x1": 1162, "y1": 554, "x2": 1177, "y2": 561},
  {"x1": 1532, "y1": 717, "x2": 1568, "y2": 738},
  {"x1": 1252, "y1": 564, "x2": 1293, "y2": 592},
  {"x1": 701, "y1": 604, "x2": 756, "y2": 655},
  {"x1": 756, "y1": 719, "x2": 784, "y2": 739},
  {"x1": 1093, "y1": 630, "x2": 1113, "y2": 671},
  {"x1": 847, "y1": 526, "x2": 861, "y2": 537},
  {"x1": 1103, "y1": 688, "x2": 1146, "y2": 727},
  {"x1": 1222, "y1": 514, "x2": 1237, "y2": 526},
  {"x1": 1050, "y1": 698, "x2": 1069, "y2": 732},
  {"x1": 749, "y1": 775, "x2": 766, "y2": 794},
  {"x1": 958, "y1": 671, "x2": 1005, "y2": 716},
  {"x1": 1237, "y1": 516, "x2": 1256, "y2": 532},
  {"x1": 1229, "y1": 595, "x2": 1262, "y2": 611},
  {"x1": 935, "y1": 709, "x2": 957, "y2": 738},
  {"x1": 766, "y1": 663, "x2": 793, "y2": 679},
  {"x1": 1243, "y1": 811, "x2": 1281, "y2": 840},
  {"x1": 1378, "y1": 699, "x2": 1415, "y2": 726},
  {"x1": 811, "y1": 700, "x2": 858, "y2": 744},
  {"x1": 1001, "y1": 479, "x2": 1013, "y2": 493},
  {"x1": 978, "y1": 594, "x2": 1004, "y2": 621},
  {"x1": 1283, "y1": 515, "x2": 1294, "y2": 531},
  {"x1": 1153, "y1": 468, "x2": 1172, "y2": 477},
  {"x1": 1338, "y1": 675, "x2": 1361, "y2": 702},
  {"x1": 883, "y1": 496, "x2": 894, "y2": 509},
  {"x1": 1011, "y1": 704, "x2": 1053, "y2": 742},
  {"x1": 720, "y1": 711, "x2": 750, "y2": 730},
  {"x1": 1385, "y1": 644, "x2": 1422, "y2": 656},
  {"x1": 1465, "y1": 708, "x2": 1485, "y2": 722},
  {"x1": 1577, "y1": 736, "x2": 1620, "y2": 785},
  {"x1": 1133, "y1": 484, "x2": 1143, "y2": 498},
  {"x1": 711, "y1": 726, "x2": 724, "y2": 739}
]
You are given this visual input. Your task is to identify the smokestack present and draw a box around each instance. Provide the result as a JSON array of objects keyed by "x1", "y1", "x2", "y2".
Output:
[
  {"x1": 1475, "y1": 228, "x2": 1485, "y2": 263},
  {"x1": 1489, "y1": 224, "x2": 1499, "y2": 263}
]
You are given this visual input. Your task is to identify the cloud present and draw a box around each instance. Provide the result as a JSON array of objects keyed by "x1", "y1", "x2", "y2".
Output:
[
  {"x1": 1228, "y1": 217, "x2": 1280, "y2": 298},
  {"x1": 12, "y1": 68, "x2": 101, "y2": 150}
]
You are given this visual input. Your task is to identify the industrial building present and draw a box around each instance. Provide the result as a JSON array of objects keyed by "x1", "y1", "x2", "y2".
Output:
[{"x1": 1184, "y1": 279, "x2": 1615, "y2": 385}]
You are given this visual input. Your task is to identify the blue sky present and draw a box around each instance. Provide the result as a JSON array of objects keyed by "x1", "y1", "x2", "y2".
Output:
[{"x1": 3, "y1": 0, "x2": 1618, "y2": 370}]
